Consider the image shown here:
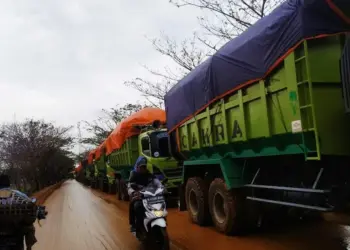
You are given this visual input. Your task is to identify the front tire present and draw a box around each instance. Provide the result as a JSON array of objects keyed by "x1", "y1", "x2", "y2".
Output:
[
  {"x1": 185, "y1": 177, "x2": 209, "y2": 226},
  {"x1": 150, "y1": 226, "x2": 170, "y2": 250}
]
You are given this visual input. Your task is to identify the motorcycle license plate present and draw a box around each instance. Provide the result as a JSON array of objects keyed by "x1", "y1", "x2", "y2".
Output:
[{"x1": 146, "y1": 196, "x2": 164, "y2": 204}]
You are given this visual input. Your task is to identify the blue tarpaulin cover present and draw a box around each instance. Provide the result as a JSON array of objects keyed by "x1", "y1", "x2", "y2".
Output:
[{"x1": 165, "y1": 0, "x2": 350, "y2": 132}]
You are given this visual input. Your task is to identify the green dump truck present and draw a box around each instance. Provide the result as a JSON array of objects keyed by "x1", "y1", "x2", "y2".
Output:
[
  {"x1": 84, "y1": 161, "x2": 94, "y2": 186},
  {"x1": 165, "y1": 1, "x2": 350, "y2": 235},
  {"x1": 107, "y1": 126, "x2": 182, "y2": 201},
  {"x1": 93, "y1": 153, "x2": 109, "y2": 192}
]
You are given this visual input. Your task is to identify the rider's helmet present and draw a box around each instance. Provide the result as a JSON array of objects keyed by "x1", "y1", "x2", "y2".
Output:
[
  {"x1": 134, "y1": 156, "x2": 147, "y2": 173},
  {"x1": 137, "y1": 157, "x2": 147, "y2": 167}
]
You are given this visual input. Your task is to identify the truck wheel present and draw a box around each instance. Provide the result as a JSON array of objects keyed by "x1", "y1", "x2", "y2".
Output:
[
  {"x1": 185, "y1": 177, "x2": 209, "y2": 226},
  {"x1": 119, "y1": 179, "x2": 129, "y2": 201},
  {"x1": 116, "y1": 179, "x2": 121, "y2": 200},
  {"x1": 99, "y1": 179, "x2": 104, "y2": 191},
  {"x1": 103, "y1": 181, "x2": 109, "y2": 193},
  {"x1": 108, "y1": 183, "x2": 116, "y2": 194},
  {"x1": 208, "y1": 178, "x2": 246, "y2": 235}
]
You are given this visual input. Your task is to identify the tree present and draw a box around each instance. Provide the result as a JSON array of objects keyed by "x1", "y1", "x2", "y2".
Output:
[
  {"x1": 75, "y1": 148, "x2": 92, "y2": 163},
  {"x1": 125, "y1": 0, "x2": 286, "y2": 105},
  {"x1": 125, "y1": 33, "x2": 207, "y2": 107},
  {"x1": 0, "y1": 119, "x2": 74, "y2": 193},
  {"x1": 80, "y1": 103, "x2": 144, "y2": 147},
  {"x1": 170, "y1": 0, "x2": 285, "y2": 49}
]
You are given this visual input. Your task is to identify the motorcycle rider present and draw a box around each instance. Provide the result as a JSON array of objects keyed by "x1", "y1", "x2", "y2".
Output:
[
  {"x1": 0, "y1": 174, "x2": 37, "y2": 249},
  {"x1": 127, "y1": 156, "x2": 163, "y2": 233}
]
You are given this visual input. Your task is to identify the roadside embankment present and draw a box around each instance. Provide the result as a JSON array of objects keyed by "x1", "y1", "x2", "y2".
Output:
[{"x1": 32, "y1": 180, "x2": 65, "y2": 204}]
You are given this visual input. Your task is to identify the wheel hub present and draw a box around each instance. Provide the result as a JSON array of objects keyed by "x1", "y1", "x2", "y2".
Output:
[
  {"x1": 189, "y1": 189, "x2": 199, "y2": 215},
  {"x1": 213, "y1": 192, "x2": 226, "y2": 224}
]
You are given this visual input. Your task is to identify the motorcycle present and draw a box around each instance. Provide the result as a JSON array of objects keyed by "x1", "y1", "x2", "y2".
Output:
[
  {"x1": 0, "y1": 189, "x2": 48, "y2": 250},
  {"x1": 130, "y1": 178, "x2": 170, "y2": 250}
]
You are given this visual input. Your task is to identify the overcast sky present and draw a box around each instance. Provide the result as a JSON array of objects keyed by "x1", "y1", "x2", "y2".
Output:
[{"x1": 0, "y1": 0, "x2": 202, "y2": 137}]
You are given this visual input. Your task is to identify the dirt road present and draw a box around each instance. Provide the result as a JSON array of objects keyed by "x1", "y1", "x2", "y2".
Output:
[
  {"x1": 34, "y1": 180, "x2": 350, "y2": 250},
  {"x1": 34, "y1": 180, "x2": 139, "y2": 250}
]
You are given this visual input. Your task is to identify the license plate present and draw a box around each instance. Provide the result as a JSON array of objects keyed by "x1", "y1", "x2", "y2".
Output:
[{"x1": 146, "y1": 196, "x2": 164, "y2": 204}]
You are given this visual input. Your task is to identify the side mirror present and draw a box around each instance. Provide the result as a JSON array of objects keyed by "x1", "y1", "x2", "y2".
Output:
[
  {"x1": 32, "y1": 198, "x2": 37, "y2": 203},
  {"x1": 161, "y1": 178, "x2": 169, "y2": 185}
]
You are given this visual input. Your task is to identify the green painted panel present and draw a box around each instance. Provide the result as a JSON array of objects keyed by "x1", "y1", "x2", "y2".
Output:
[
  {"x1": 109, "y1": 136, "x2": 139, "y2": 170},
  {"x1": 96, "y1": 155, "x2": 106, "y2": 172},
  {"x1": 219, "y1": 157, "x2": 244, "y2": 189},
  {"x1": 178, "y1": 34, "x2": 350, "y2": 161},
  {"x1": 308, "y1": 36, "x2": 342, "y2": 83},
  {"x1": 313, "y1": 85, "x2": 350, "y2": 155}
]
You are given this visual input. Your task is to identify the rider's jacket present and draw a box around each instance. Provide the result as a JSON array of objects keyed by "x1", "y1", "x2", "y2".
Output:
[{"x1": 127, "y1": 171, "x2": 163, "y2": 197}]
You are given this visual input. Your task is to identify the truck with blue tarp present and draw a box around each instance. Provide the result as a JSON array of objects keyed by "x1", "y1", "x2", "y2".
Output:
[{"x1": 165, "y1": 0, "x2": 350, "y2": 235}]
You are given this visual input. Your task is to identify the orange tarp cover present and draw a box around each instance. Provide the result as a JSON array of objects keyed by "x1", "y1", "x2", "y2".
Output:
[
  {"x1": 105, "y1": 107, "x2": 166, "y2": 155},
  {"x1": 95, "y1": 140, "x2": 106, "y2": 160},
  {"x1": 75, "y1": 162, "x2": 83, "y2": 173},
  {"x1": 88, "y1": 149, "x2": 97, "y2": 164}
]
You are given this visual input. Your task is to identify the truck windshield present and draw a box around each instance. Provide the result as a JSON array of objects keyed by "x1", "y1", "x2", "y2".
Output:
[{"x1": 149, "y1": 131, "x2": 171, "y2": 158}]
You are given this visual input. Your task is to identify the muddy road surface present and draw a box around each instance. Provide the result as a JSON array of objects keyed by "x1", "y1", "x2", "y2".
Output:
[
  {"x1": 34, "y1": 180, "x2": 140, "y2": 250},
  {"x1": 34, "y1": 180, "x2": 350, "y2": 250}
]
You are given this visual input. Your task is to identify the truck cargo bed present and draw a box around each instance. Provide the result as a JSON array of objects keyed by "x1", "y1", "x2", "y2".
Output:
[{"x1": 176, "y1": 35, "x2": 350, "y2": 161}]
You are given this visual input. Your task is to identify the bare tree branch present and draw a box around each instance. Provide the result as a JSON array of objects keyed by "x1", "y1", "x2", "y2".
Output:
[
  {"x1": 0, "y1": 119, "x2": 74, "y2": 192},
  {"x1": 80, "y1": 103, "x2": 145, "y2": 147},
  {"x1": 125, "y1": 0, "x2": 286, "y2": 106}
]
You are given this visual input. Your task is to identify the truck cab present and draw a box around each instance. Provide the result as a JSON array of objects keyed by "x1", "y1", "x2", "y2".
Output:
[{"x1": 139, "y1": 128, "x2": 182, "y2": 192}]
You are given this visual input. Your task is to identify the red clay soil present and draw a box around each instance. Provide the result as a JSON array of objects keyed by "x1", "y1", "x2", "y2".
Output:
[
  {"x1": 93, "y1": 185, "x2": 350, "y2": 250},
  {"x1": 30, "y1": 180, "x2": 350, "y2": 250}
]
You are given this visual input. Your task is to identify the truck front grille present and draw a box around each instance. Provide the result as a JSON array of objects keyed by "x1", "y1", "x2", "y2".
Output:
[{"x1": 163, "y1": 167, "x2": 183, "y2": 179}]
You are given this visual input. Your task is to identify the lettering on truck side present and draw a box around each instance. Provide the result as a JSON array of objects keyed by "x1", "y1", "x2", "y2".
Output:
[{"x1": 180, "y1": 119, "x2": 243, "y2": 149}]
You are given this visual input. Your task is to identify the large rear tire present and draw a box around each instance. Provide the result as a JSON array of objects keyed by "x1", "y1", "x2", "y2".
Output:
[
  {"x1": 209, "y1": 178, "x2": 254, "y2": 235},
  {"x1": 102, "y1": 181, "x2": 109, "y2": 193},
  {"x1": 108, "y1": 182, "x2": 116, "y2": 194},
  {"x1": 91, "y1": 180, "x2": 96, "y2": 189},
  {"x1": 119, "y1": 179, "x2": 129, "y2": 201},
  {"x1": 185, "y1": 177, "x2": 209, "y2": 226},
  {"x1": 116, "y1": 179, "x2": 122, "y2": 200},
  {"x1": 99, "y1": 178, "x2": 104, "y2": 191}
]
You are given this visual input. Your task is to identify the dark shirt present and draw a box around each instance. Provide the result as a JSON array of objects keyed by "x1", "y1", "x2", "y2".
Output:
[
  {"x1": 129, "y1": 170, "x2": 154, "y2": 187},
  {"x1": 127, "y1": 170, "x2": 162, "y2": 196}
]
